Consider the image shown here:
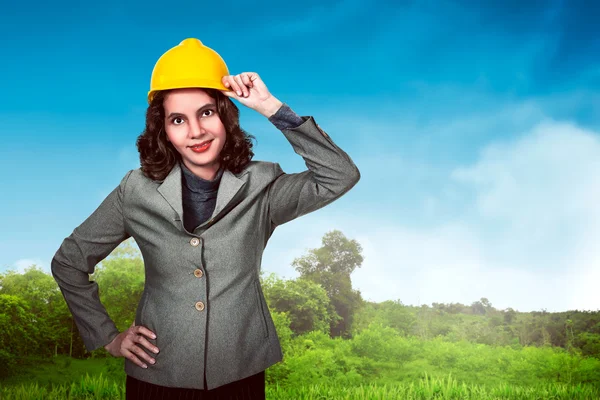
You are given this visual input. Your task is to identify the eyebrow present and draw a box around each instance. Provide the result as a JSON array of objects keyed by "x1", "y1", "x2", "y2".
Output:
[{"x1": 166, "y1": 103, "x2": 216, "y2": 119}]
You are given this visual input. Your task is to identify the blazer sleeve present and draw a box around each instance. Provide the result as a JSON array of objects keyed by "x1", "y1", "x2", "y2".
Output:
[
  {"x1": 267, "y1": 115, "x2": 360, "y2": 227},
  {"x1": 51, "y1": 169, "x2": 134, "y2": 352}
]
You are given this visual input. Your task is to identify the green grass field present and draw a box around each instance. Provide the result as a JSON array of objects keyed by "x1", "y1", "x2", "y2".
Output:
[
  {"x1": 1, "y1": 356, "x2": 598, "y2": 400},
  {"x1": 2, "y1": 374, "x2": 599, "y2": 399}
]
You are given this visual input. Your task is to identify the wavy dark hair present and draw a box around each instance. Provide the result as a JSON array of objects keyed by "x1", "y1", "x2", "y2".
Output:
[{"x1": 136, "y1": 88, "x2": 255, "y2": 181}]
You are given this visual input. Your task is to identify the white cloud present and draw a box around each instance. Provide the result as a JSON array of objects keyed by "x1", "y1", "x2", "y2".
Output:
[
  {"x1": 262, "y1": 117, "x2": 600, "y2": 312},
  {"x1": 452, "y1": 120, "x2": 600, "y2": 273},
  {"x1": 12, "y1": 258, "x2": 49, "y2": 274}
]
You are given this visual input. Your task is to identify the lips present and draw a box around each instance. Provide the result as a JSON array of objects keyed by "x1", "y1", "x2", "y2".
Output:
[
  {"x1": 189, "y1": 139, "x2": 213, "y2": 148},
  {"x1": 189, "y1": 139, "x2": 213, "y2": 153}
]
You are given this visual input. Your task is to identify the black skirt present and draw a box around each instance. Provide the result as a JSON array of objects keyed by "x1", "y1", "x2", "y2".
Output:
[{"x1": 125, "y1": 369, "x2": 265, "y2": 400}]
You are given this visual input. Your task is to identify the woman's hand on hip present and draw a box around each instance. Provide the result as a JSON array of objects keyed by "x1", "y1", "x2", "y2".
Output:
[
  {"x1": 221, "y1": 72, "x2": 283, "y2": 118},
  {"x1": 104, "y1": 321, "x2": 160, "y2": 369}
]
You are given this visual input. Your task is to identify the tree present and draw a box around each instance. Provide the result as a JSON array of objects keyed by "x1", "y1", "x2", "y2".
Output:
[
  {"x1": 0, "y1": 294, "x2": 39, "y2": 376},
  {"x1": 292, "y1": 230, "x2": 364, "y2": 338},
  {"x1": 468, "y1": 298, "x2": 497, "y2": 316},
  {"x1": 503, "y1": 307, "x2": 517, "y2": 325},
  {"x1": 0, "y1": 264, "x2": 61, "y2": 317},
  {"x1": 0, "y1": 264, "x2": 69, "y2": 357},
  {"x1": 93, "y1": 239, "x2": 145, "y2": 332},
  {"x1": 355, "y1": 300, "x2": 416, "y2": 337},
  {"x1": 261, "y1": 273, "x2": 338, "y2": 335}
]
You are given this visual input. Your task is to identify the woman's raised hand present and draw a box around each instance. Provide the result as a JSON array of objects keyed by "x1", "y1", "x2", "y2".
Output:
[
  {"x1": 104, "y1": 321, "x2": 160, "y2": 369},
  {"x1": 221, "y1": 72, "x2": 282, "y2": 117}
]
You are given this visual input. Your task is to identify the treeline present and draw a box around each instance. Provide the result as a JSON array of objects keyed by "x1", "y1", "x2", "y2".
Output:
[
  {"x1": 1, "y1": 230, "x2": 599, "y2": 384},
  {"x1": 352, "y1": 298, "x2": 600, "y2": 357}
]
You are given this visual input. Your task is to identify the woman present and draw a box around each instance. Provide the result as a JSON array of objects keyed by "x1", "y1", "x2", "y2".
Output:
[{"x1": 51, "y1": 38, "x2": 360, "y2": 399}]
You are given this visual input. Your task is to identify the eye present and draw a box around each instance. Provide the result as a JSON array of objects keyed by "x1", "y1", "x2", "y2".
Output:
[
  {"x1": 172, "y1": 117, "x2": 184, "y2": 125},
  {"x1": 203, "y1": 109, "x2": 215, "y2": 117}
]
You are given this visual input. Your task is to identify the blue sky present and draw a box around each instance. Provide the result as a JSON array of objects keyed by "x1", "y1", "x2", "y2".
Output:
[{"x1": 2, "y1": 0, "x2": 600, "y2": 312}]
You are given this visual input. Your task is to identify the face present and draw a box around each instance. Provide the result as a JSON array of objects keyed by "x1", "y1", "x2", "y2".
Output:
[{"x1": 163, "y1": 88, "x2": 227, "y2": 180}]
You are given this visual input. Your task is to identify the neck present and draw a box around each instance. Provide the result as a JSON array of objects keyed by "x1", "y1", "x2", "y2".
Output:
[{"x1": 182, "y1": 160, "x2": 221, "y2": 181}]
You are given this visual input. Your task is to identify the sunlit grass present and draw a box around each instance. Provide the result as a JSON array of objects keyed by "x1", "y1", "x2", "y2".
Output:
[{"x1": 1, "y1": 372, "x2": 598, "y2": 400}]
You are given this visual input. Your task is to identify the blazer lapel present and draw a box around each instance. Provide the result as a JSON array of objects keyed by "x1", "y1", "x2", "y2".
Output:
[
  {"x1": 157, "y1": 161, "x2": 184, "y2": 222},
  {"x1": 157, "y1": 160, "x2": 247, "y2": 230},
  {"x1": 212, "y1": 169, "x2": 247, "y2": 219}
]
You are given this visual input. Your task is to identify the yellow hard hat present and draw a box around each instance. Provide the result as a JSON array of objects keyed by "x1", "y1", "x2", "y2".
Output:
[{"x1": 147, "y1": 38, "x2": 229, "y2": 104}]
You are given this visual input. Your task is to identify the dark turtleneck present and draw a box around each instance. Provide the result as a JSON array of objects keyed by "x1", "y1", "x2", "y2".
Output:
[
  {"x1": 180, "y1": 160, "x2": 224, "y2": 233},
  {"x1": 180, "y1": 102, "x2": 304, "y2": 233}
]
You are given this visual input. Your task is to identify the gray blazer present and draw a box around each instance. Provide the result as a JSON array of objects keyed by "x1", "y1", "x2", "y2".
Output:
[{"x1": 51, "y1": 115, "x2": 360, "y2": 390}]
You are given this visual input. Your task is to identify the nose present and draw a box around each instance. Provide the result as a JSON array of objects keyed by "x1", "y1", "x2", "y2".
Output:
[{"x1": 189, "y1": 118, "x2": 207, "y2": 138}]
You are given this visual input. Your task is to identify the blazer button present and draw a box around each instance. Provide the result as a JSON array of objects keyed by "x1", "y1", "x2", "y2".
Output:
[
  {"x1": 193, "y1": 269, "x2": 203, "y2": 278},
  {"x1": 190, "y1": 237, "x2": 201, "y2": 247},
  {"x1": 195, "y1": 301, "x2": 205, "y2": 311}
]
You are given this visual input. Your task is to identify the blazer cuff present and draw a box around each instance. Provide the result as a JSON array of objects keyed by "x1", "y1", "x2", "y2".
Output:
[{"x1": 268, "y1": 103, "x2": 305, "y2": 130}]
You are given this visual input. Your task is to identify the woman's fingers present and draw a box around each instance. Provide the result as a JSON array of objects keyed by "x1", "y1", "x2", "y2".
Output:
[
  {"x1": 136, "y1": 325, "x2": 157, "y2": 340},
  {"x1": 116, "y1": 325, "x2": 159, "y2": 369},
  {"x1": 222, "y1": 77, "x2": 231, "y2": 89},
  {"x1": 134, "y1": 325, "x2": 159, "y2": 354},
  {"x1": 123, "y1": 344, "x2": 155, "y2": 368},
  {"x1": 241, "y1": 72, "x2": 253, "y2": 88},
  {"x1": 224, "y1": 75, "x2": 242, "y2": 96},
  {"x1": 220, "y1": 72, "x2": 270, "y2": 110},
  {"x1": 233, "y1": 75, "x2": 248, "y2": 96},
  {"x1": 222, "y1": 74, "x2": 256, "y2": 97},
  {"x1": 137, "y1": 334, "x2": 160, "y2": 354},
  {"x1": 122, "y1": 337, "x2": 155, "y2": 368},
  {"x1": 131, "y1": 336, "x2": 157, "y2": 365}
]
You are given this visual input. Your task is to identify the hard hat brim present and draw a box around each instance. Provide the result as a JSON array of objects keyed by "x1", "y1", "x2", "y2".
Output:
[{"x1": 147, "y1": 78, "x2": 230, "y2": 104}]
